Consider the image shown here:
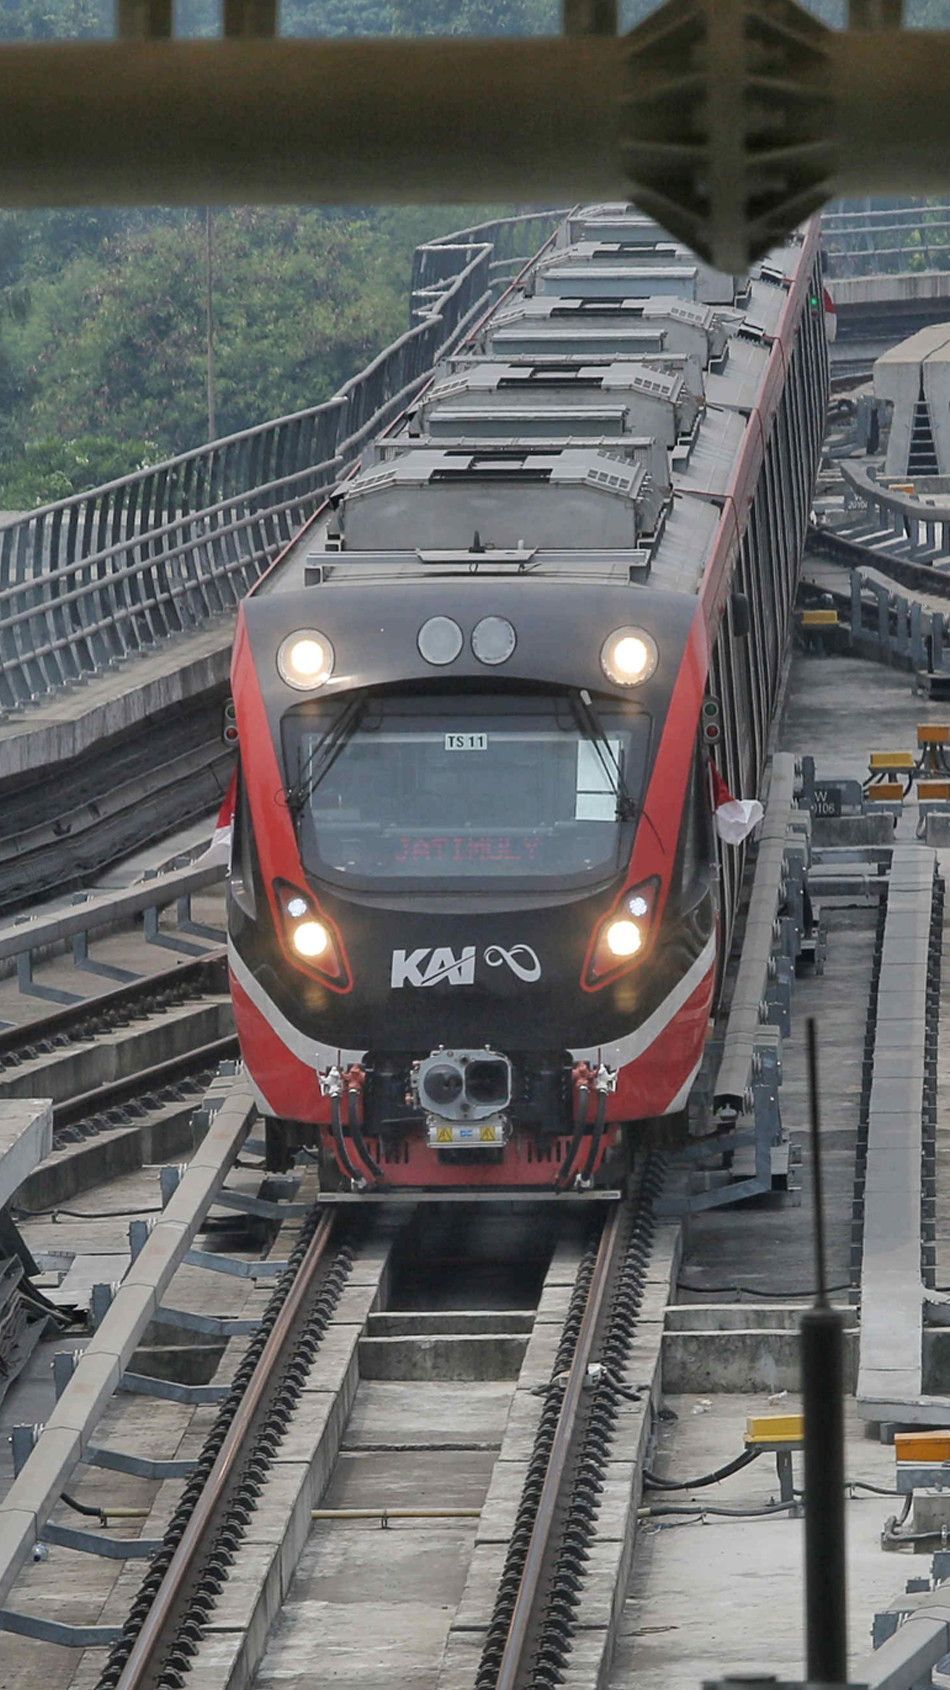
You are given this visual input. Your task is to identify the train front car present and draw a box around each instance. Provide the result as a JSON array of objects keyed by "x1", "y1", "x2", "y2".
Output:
[
  {"x1": 227, "y1": 203, "x2": 827, "y2": 1192},
  {"x1": 229, "y1": 574, "x2": 715, "y2": 1190}
]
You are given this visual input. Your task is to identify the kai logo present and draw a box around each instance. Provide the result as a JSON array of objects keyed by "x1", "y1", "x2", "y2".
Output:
[
  {"x1": 390, "y1": 944, "x2": 541, "y2": 988},
  {"x1": 390, "y1": 947, "x2": 476, "y2": 988}
]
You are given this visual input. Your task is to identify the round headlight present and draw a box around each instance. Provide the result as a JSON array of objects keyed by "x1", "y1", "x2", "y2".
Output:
[
  {"x1": 418, "y1": 616, "x2": 463, "y2": 666},
  {"x1": 605, "y1": 918, "x2": 643, "y2": 959},
  {"x1": 277, "y1": 630, "x2": 334, "y2": 690},
  {"x1": 601, "y1": 627, "x2": 658, "y2": 687},
  {"x1": 472, "y1": 616, "x2": 516, "y2": 666},
  {"x1": 291, "y1": 919, "x2": 331, "y2": 960}
]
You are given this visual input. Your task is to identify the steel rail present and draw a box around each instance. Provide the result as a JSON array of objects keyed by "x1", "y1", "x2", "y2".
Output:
[
  {"x1": 494, "y1": 1202, "x2": 622, "y2": 1690},
  {"x1": 51, "y1": 1034, "x2": 239, "y2": 1133},
  {"x1": 0, "y1": 950, "x2": 226, "y2": 1061},
  {"x1": 113, "y1": 1206, "x2": 338, "y2": 1690}
]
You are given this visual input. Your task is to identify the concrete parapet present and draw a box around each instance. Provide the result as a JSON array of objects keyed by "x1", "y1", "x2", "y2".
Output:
[{"x1": 0, "y1": 1098, "x2": 51, "y2": 1207}]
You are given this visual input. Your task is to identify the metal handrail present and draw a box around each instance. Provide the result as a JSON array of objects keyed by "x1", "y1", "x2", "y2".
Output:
[
  {"x1": 0, "y1": 210, "x2": 561, "y2": 716},
  {"x1": 0, "y1": 852, "x2": 226, "y2": 965}
]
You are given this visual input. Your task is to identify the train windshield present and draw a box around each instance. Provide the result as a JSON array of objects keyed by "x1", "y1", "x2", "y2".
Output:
[{"x1": 283, "y1": 690, "x2": 651, "y2": 892}]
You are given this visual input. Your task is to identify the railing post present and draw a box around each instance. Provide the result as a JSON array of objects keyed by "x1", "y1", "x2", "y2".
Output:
[{"x1": 116, "y1": 1, "x2": 172, "y2": 37}]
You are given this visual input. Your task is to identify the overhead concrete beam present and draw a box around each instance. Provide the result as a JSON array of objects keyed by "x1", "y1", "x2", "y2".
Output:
[{"x1": 0, "y1": 2, "x2": 946, "y2": 268}]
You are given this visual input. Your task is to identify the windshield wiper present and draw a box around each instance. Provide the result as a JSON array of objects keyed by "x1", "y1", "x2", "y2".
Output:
[
  {"x1": 570, "y1": 689, "x2": 639, "y2": 823},
  {"x1": 286, "y1": 696, "x2": 367, "y2": 818}
]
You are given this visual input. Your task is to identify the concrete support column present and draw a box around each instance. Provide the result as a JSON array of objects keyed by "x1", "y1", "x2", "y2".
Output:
[
  {"x1": 563, "y1": 0, "x2": 617, "y2": 33},
  {"x1": 849, "y1": 0, "x2": 903, "y2": 24},
  {"x1": 116, "y1": 0, "x2": 171, "y2": 37},
  {"x1": 223, "y1": 1, "x2": 277, "y2": 35}
]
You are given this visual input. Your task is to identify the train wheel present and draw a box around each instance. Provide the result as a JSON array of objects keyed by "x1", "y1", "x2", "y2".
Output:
[
  {"x1": 264, "y1": 1117, "x2": 318, "y2": 1172},
  {"x1": 316, "y1": 1142, "x2": 345, "y2": 1194},
  {"x1": 598, "y1": 1129, "x2": 633, "y2": 1189}
]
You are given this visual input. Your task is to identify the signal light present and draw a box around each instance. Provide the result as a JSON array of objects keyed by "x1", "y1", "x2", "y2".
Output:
[
  {"x1": 702, "y1": 697, "x2": 722, "y2": 744},
  {"x1": 222, "y1": 698, "x2": 239, "y2": 746}
]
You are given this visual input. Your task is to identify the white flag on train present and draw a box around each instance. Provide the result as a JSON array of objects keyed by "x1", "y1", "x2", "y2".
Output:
[
  {"x1": 206, "y1": 772, "x2": 237, "y2": 864},
  {"x1": 711, "y1": 765, "x2": 764, "y2": 846}
]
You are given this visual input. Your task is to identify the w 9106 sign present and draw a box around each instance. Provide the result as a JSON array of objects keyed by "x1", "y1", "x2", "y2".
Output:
[
  {"x1": 811, "y1": 785, "x2": 842, "y2": 819},
  {"x1": 809, "y1": 779, "x2": 863, "y2": 818}
]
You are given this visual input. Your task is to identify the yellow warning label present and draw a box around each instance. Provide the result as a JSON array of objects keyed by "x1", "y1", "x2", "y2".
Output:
[
  {"x1": 436, "y1": 1127, "x2": 453, "y2": 1143},
  {"x1": 480, "y1": 1125, "x2": 497, "y2": 1143}
]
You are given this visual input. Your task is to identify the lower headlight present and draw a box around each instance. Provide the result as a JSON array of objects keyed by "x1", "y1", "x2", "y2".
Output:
[
  {"x1": 291, "y1": 919, "x2": 331, "y2": 960},
  {"x1": 604, "y1": 918, "x2": 643, "y2": 958}
]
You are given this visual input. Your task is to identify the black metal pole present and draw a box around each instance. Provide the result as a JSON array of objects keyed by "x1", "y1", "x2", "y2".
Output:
[{"x1": 802, "y1": 1018, "x2": 848, "y2": 1686}]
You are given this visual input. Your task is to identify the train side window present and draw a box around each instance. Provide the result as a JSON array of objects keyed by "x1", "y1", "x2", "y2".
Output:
[
  {"x1": 678, "y1": 739, "x2": 716, "y2": 901},
  {"x1": 230, "y1": 766, "x2": 257, "y2": 919}
]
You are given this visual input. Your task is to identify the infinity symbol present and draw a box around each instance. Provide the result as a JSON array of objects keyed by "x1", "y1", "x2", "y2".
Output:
[{"x1": 484, "y1": 944, "x2": 541, "y2": 983}]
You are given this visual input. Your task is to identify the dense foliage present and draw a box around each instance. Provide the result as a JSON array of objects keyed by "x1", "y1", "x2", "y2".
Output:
[{"x1": 0, "y1": 0, "x2": 948, "y2": 502}]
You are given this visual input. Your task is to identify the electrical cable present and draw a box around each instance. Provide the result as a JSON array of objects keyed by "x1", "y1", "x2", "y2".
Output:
[
  {"x1": 329, "y1": 1089, "x2": 363, "y2": 1186},
  {"x1": 643, "y1": 1446, "x2": 762, "y2": 1491},
  {"x1": 556, "y1": 1077, "x2": 589, "y2": 1190},
  {"x1": 62, "y1": 1491, "x2": 106, "y2": 1525},
  {"x1": 13, "y1": 1203, "x2": 164, "y2": 1222},
  {"x1": 580, "y1": 1085, "x2": 608, "y2": 1182},
  {"x1": 883, "y1": 1524, "x2": 948, "y2": 1547},
  {"x1": 642, "y1": 1497, "x2": 799, "y2": 1519},
  {"x1": 676, "y1": 1278, "x2": 853, "y2": 1299}
]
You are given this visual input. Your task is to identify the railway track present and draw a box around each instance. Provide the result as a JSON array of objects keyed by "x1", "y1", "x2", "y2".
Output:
[
  {"x1": 0, "y1": 952, "x2": 227, "y2": 1070},
  {"x1": 806, "y1": 521, "x2": 950, "y2": 606},
  {"x1": 476, "y1": 1163, "x2": 665, "y2": 1690},
  {"x1": 20, "y1": 1162, "x2": 668, "y2": 1690},
  {"x1": 0, "y1": 1126, "x2": 677, "y2": 1690},
  {"x1": 0, "y1": 706, "x2": 233, "y2": 919}
]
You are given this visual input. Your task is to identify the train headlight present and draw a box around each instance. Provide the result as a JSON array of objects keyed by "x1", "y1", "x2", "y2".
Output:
[
  {"x1": 291, "y1": 919, "x2": 331, "y2": 960},
  {"x1": 604, "y1": 918, "x2": 643, "y2": 959},
  {"x1": 277, "y1": 630, "x2": 334, "y2": 690},
  {"x1": 583, "y1": 877, "x2": 660, "y2": 990},
  {"x1": 601, "y1": 628, "x2": 658, "y2": 687},
  {"x1": 273, "y1": 880, "x2": 351, "y2": 992}
]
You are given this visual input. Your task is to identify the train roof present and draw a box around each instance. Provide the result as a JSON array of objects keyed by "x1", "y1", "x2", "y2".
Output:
[
  {"x1": 484, "y1": 295, "x2": 729, "y2": 370},
  {"x1": 255, "y1": 208, "x2": 813, "y2": 605},
  {"x1": 414, "y1": 360, "x2": 700, "y2": 447}
]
